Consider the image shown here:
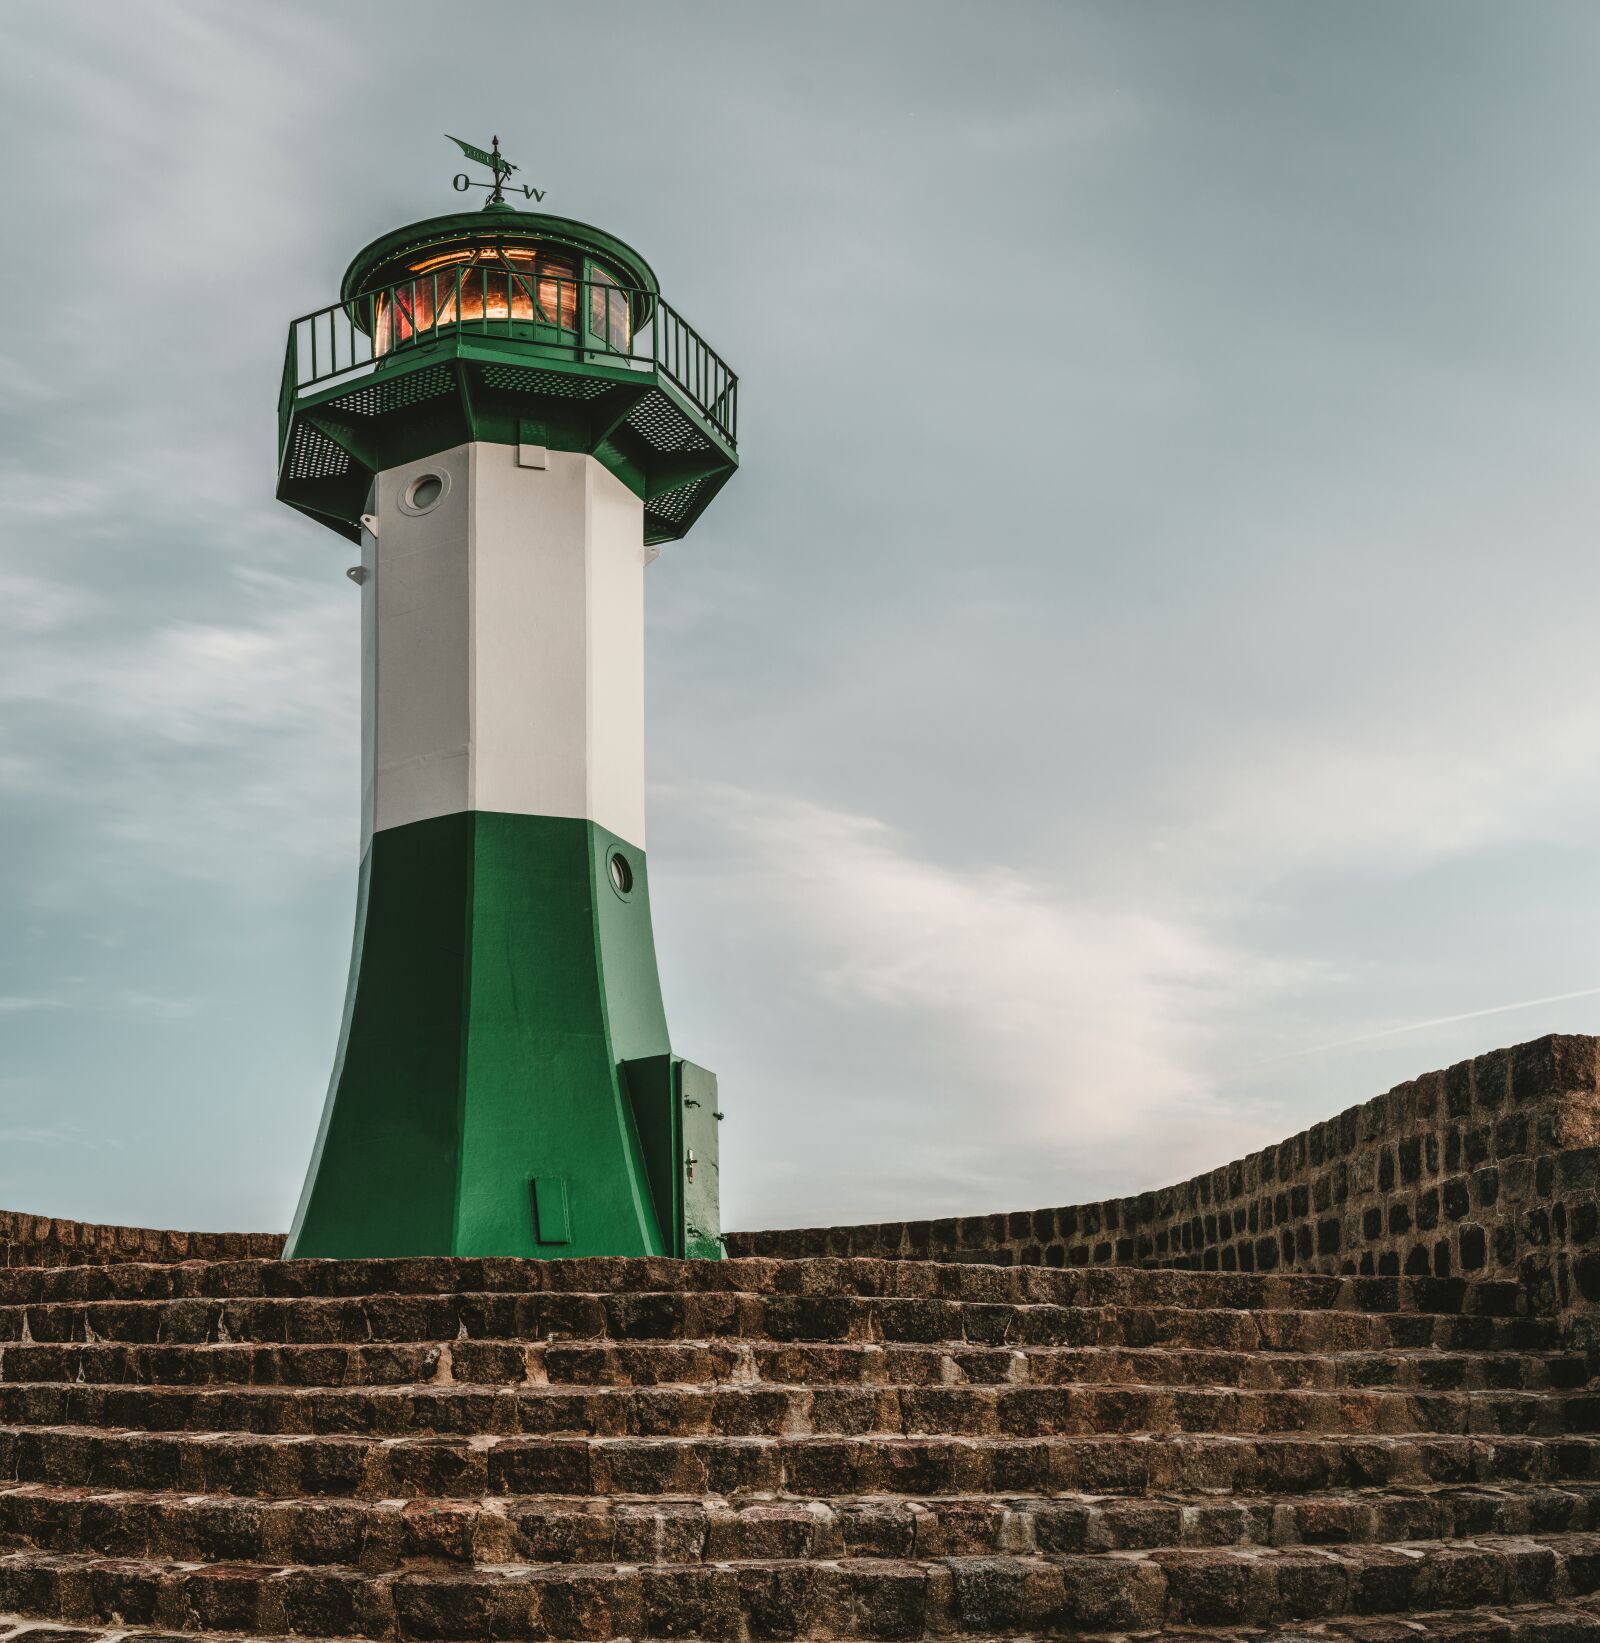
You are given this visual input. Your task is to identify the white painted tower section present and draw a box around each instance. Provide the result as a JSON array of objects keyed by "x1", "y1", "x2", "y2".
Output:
[{"x1": 357, "y1": 442, "x2": 650, "y2": 854}]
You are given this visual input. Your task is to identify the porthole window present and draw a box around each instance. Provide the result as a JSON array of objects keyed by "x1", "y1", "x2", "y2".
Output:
[
  {"x1": 399, "y1": 471, "x2": 449, "y2": 515},
  {"x1": 607, "y1": 848, "x2": 634, "y2": 898}
]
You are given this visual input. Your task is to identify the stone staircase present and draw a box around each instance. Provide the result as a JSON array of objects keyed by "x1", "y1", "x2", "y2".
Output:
[{"x1": 0, "y1": 1255, "x2": 1595, "y2": 1641}]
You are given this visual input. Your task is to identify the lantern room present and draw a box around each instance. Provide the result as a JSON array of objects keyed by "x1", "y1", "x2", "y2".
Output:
[{"x1": 339, "y1": 208, "x2": 658, "y2": 363}]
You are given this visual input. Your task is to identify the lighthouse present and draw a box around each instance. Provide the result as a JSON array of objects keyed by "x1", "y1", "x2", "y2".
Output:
[{"x1": 275, "y1": 139, "x2": 737, "y2": 1259}]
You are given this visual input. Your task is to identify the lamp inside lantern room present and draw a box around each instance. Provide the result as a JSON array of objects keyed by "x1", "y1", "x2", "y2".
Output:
[{"x1": 369, "y1": 241, "x2": 634, "y2": 357}]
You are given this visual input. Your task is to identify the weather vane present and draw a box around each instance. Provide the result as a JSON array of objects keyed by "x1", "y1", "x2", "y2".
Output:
[{"x1": 448, "y1": 133, "x2": 546, "y2": 205}]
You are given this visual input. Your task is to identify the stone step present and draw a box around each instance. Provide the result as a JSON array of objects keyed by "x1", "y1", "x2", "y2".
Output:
[
  {"x1": 0, "y1": 1259, "x2": 1526, "y2": 1318},
  {"x1": 1, "y1": 1612, "x2": 1599, "y2": 1643},
  {"x1": 3, "y1": 1425, "x2": 1597, "y2": 1501},
  {"x1": 2, "y1": 1610, "x2": 1600, "y2": 1643},
  {"x1": 0, "y1": 1338, "x2": 1583, "y2": 1394},
  {"x1": 517, "y1": 1340, "x2": 1590, "y2": 1395},
  {"x1": 0, "y1": 1295, "x2": 1558, "y2": 1354},
  {"x1": 4, "y1": 1481, "x2": 1600, "y2": 1570},
  {"x1": 0, "y1": 1380, "x2": 1591, "y2": 1443},
  {"x1": 2, "y1": 1532, "x2": 1600, "y2": 1637}
]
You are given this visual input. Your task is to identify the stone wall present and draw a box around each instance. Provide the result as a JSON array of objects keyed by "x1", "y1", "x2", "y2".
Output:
[
  {"x1": 0, "y1": 1208, "x2": 283, "y2": 1267},
  {"x1": 728, "y1": 1033, "x2": 1600, "y2": 1331},
  {"x1": 8, "y1": 1032, "x2": 1600, "y2": 1336}
]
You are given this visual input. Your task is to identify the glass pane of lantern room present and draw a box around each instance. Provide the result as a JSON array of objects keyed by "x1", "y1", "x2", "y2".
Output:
[{"x1": 583, "y1": 262, "x2": 631, "y2": 355}]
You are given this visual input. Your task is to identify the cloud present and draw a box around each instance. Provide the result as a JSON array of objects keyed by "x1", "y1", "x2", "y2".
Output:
[
  {"x1": 725, "y1": 792, "x2": 1244, "y2": 1131},
  {"x1": 1261, "y1": 985, "x2": 1600, "y2": 1062},
  {"x1": 0, "y1": 562, "x2": 355, "y2": 885},
  {"x1": 0, "y1": 1126, "x2": 123, "y2": 1151},
  {"x1": 107, "y1": 992, "x2": 202, "y2": 1023},
  {"x1": 0, "y1": 991, "x2": 196, "y2": 1021},
  {"x1": 0, "y1": 573, "x2": 93, "y2": 635},
  {"x1": 661, "y1": 786, "x2": 1311, "y2": 1220},
  {"x1": 1190, "y1": 684, "x2": 1600, "y2": 877}
]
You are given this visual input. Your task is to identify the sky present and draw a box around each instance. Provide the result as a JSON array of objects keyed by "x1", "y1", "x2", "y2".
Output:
[{"x1": 3, "y1": 2, "x2": 1600, "y2": 1236}]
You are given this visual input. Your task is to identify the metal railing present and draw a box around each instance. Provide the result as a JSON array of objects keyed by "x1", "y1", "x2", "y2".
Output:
[{"x1": 279, "y1": 267, "x2": 737, "y2": 447}]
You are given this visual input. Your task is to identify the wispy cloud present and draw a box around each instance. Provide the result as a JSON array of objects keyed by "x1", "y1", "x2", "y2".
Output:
[
  {"x1": 662, "y1": 786, "x2": 1314, "y2": 1217},
  {"x1": 0, "y1": 562, "x2": 356, "y2": 885},
  {"x1": 1267, "y1": 986, "x2": 1600, "y2": 1061},
  {"x1": 0, "y1": 992, "x2": 198, "y2": 1020},
  {"x1": 0, "y1": 1126, "x2": 123, "y2": 1151}
]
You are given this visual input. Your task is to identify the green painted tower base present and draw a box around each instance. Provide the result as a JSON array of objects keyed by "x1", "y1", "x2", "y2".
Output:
[{"x1": 285, "y1": 812, "x2": 721, "y2": 1259}]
